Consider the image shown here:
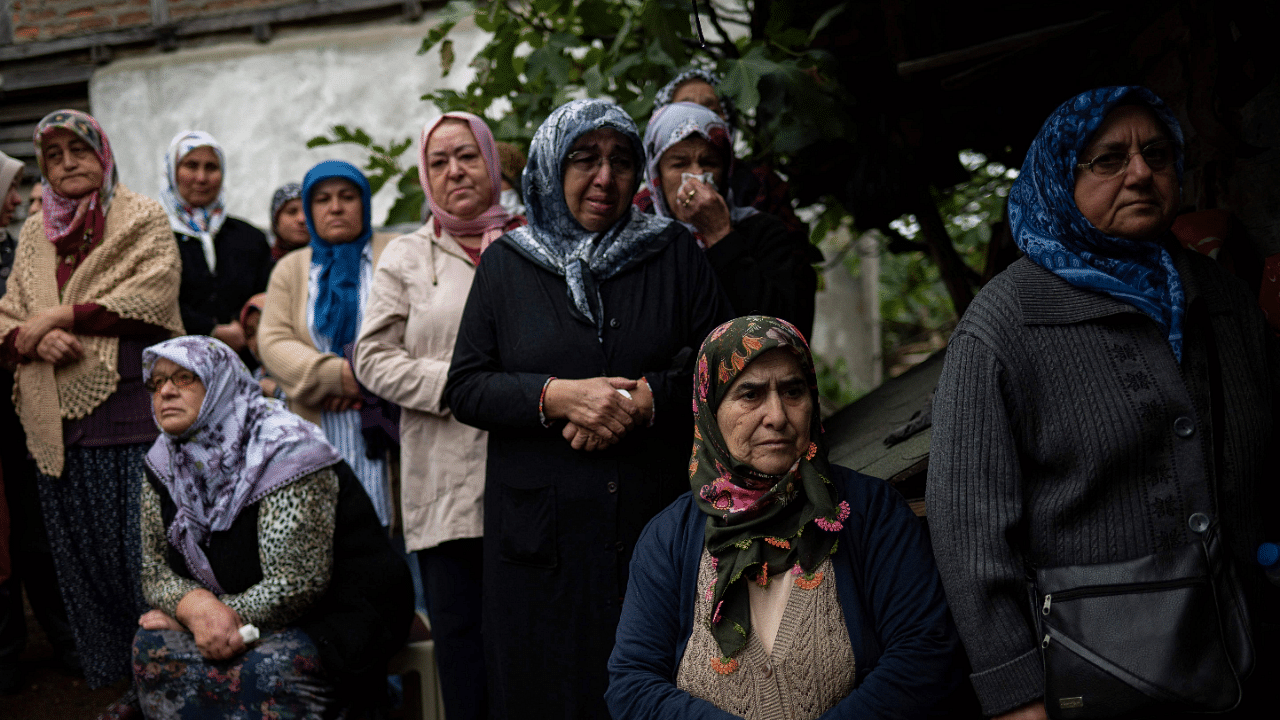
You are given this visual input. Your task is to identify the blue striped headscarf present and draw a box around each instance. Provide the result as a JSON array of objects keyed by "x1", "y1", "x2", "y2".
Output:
[
  {"x1": 1009, "y1": 86, "x2": 1186, "y2": 360},
  {"x1": 302, "y1": 160, "x2": 372, "y2": 358}
]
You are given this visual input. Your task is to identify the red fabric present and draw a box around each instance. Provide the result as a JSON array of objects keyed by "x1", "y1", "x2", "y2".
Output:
[
  {"x1": 1172, "y1": 209, "x2": 1231, "y2": 268},
  {"x1": 461, "y1": 243, "x2": 483, "y2": 266},
  {"x1": 1, "y1": 327, "x2": 22, "y2": 366},
  {"x1": 72, "y1": 303, "x2": 166, "y2": 337},
  {"x1": 0, "y1": 461, "x2": 9, "y2": 584},
  {"x1": 53, "y1": 211, "x2": 104, "y2": 290}
]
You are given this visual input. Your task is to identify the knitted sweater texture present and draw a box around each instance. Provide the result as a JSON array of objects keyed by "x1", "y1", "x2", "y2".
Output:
[
  {"x1": 0, "y1": 184, "x2": 184, "y2": 476},
  {"x1": 926, "y1": 252, "x2": 1280, "y2": 716}
]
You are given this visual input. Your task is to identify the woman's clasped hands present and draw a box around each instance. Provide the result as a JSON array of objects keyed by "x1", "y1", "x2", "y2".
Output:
[
  {"x1": 139, "y1": 588, "x2": 248, "y2": 661},
  {"x1": 16, "y1": 304, "x2": 82, "y2": 366},
  {"x1": 544, "y1": 376, "x2": 653, "y2": 452}
]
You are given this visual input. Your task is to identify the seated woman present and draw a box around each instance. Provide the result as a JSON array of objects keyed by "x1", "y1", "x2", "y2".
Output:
[
  {"x1": 133, "y1": 336, "x2": 412, "y2": 718},
  {"x1": 607, "y1": 316, "x2": 965, "y2": 719},
  {"x1": 258, "y1": 160, "x2": 395, "y2": 529},
  {"x1": 643, "y1": 102, "x2": 818, "y2": 338},
  {"x1": 160, "y1": 131, "x2": 272, "y2": 362},
  {"x1": 269, "y1": 182, "x2": 309, "y2": 260}
]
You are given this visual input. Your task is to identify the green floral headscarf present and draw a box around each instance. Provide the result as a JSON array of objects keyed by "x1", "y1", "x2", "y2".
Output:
[{"x1": 690, "y1": 316, "x2": 847, "y2": 669}]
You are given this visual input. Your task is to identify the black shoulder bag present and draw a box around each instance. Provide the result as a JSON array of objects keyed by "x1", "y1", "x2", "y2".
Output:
[{"x1": 1032, "y1": 324, "x2": 1255, "y2": 718}]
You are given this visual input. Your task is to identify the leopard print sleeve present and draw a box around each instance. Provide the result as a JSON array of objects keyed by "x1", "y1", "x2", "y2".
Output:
[
  {"x1": 140, "y1": 479, "x2": 204, "y2": 616},
  {"x1": 221, "y1": 467, "x2": 339, "y2": 628}
]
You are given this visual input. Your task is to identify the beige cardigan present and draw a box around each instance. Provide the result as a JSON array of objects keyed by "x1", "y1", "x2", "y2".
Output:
[
  {"x1": 258, "y1": 232, "x2": 392, "y2": 425},
  {"x1": 353, "y1": 223, "x2": 486, "y2": 552}
]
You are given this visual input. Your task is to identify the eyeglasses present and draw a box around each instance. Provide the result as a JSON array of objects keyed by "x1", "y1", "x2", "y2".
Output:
[
  {"x1": 1076, "y1": 140, "x2": 1174, "y2": 177},
  {"x1": 564, "y1": 150, "x2": 636, "y2": 178},
  {"x1": 145, "y1": 370, "x2": 199, "y2": 394}
]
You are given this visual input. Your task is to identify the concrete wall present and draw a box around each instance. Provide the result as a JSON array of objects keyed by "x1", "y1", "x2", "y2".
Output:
[{"x1": 89, "y1": 15, "x2": 487, "y2": 231}]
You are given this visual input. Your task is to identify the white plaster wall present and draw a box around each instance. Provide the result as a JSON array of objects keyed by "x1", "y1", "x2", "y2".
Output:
[{"x1": 89, "y1": 15, "x2": 489, "y2": 231}]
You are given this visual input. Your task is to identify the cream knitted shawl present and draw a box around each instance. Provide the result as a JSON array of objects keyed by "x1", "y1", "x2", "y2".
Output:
[{"x1": 0, "y1": 184, "x2": 184, "y2": 477}]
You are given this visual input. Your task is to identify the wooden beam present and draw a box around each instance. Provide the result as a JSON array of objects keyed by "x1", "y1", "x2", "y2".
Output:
[
  {"x1": 0, "y1": 97, "x2": 90, "y2": 124},
  {"x1": 0, "y1": 0, "x2": 413, "y2": 63},
  {"x1": 0, "y1": 64, "x2": 96, "y2": 92},
  {"x1": 896, "y1": 12, "x2": 1107, "y2": 77}
]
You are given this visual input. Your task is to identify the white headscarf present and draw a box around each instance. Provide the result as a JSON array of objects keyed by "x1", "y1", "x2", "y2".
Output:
[{"x1": 159, "y1": 130, "x2": 228, "y2": 272}]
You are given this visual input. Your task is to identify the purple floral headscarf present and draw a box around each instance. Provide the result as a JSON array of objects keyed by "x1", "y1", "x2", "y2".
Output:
[{"x1": 143, "y1": 336, "x2": 341, "y2": 594}]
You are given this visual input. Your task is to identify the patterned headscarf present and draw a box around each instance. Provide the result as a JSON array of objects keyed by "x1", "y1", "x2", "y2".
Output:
[
  {"x1": 419, "y1": 112, "x2": 512, "y2": 251},
  {"x1": 654, "y1": 68, "x2": 737, "y2": 128},
  {"x1": 1009, "y1": 86, "x2": 1186, "y2": 360},
  {"x1": 160, "y1": 130, "x2": 228, "y2": 273},
  {"x1": 643, "y1": 102, "x2": 757, "y2": 239},
  {"x1": 505, "y1": 99, "x2": 672, "y2": 335},
  {"x1": 34, "y1": 109, "x2": 115, "y2": 251},
  {"x1": 269, "y1": 182, "x2": 304, "y2": 259},
  {"x1": 303, "y1": 160, "x2": 372, "y2": 358},
  {"x1": 143, "y1": 336, "x2": 341, "y2": 594},
  {"x1": 690, "y1": 316, "x2": 845, "y2": 667}
]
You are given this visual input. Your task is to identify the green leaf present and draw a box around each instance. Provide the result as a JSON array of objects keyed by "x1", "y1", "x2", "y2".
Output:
[
  {"x1": 440, "y1": 39, "x2": 456, "y2": 76},
  {"x1": 306, "y1": 135, "x2": 335, "y2": 148},
  {"x1": 719, "y1": 46, "x2": 782, "y2": 112},
  {"x1": 809, "y1": 3, "x2": 849, "y2": 43},
  {"x1": 583, "y1": 64, "x2": 605, "y2": 96}
]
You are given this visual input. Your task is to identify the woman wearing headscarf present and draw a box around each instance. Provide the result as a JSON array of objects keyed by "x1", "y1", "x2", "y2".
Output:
[
  {"x1": 445, "y1": 98, "x2": 733, "y2": 718},
  {"x1": 257, "y1": 160, "x2": 395, "y2": 530},
  {"x1": 638, "y1": 68, "x2": 807, "y2": 238},
  {"x1": 269, "y1": 181, "x2": 309, "y2": 260},
  {"x1": 643, "y1": 102, "x2": 819, "y2": 338},
  {"x1": 161, "y1": 131, "x2": 272, "y2": 361},
  {"x1": 927, "y1": 87, "x2": 1279, "y2": 719},
  {"x1": 132, "y1": 336, "x2": 412, "y2": 718},
  {"x1": 354, "y1": 111, "x2": 523, "y2": 720},
  {"x1": 0, "y1": 110, "x2": 184, "y2": 688},
  {"x1": 607, "y1": 316, "x2": 964, "y2": 719}
]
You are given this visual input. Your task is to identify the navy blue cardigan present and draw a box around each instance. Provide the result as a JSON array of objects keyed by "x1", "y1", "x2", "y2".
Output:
[{"x1": 606, "y1": 465, "x2": 966, "y2": 719}]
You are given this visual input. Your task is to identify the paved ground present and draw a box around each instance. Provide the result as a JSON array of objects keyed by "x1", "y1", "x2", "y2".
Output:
[{"x1": 1, "y1": 590, "x2": 126, "y2": 720}]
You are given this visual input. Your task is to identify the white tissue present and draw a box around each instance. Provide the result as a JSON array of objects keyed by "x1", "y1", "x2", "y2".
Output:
[
  {"x1": 616, "y1": 389, "x2": 632, "y2": 399},
  {"x1": 239, "y1": 624, "x2": 260, "y2": 644}
]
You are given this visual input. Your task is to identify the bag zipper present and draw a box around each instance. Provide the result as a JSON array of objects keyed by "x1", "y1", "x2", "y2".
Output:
[{"x1": 1042, "y1": 576, "x2": 1206, "y2": 615}]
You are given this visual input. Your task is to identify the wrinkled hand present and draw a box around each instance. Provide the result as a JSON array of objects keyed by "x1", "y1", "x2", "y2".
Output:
[
  {"x1": 138, "y1": 608, "x2": 185, "y2": 632},
  {"x1": 562, "y1": 421, "x2": 617, "y2": 452},
  {"x1": 543, "y1": 377, "x2": 640, "y2": 446},
  {"x1": 176, "y1": 589, "x2": 246, "y2": 661},
  {"x1": 671, "y1": 178, "x2": 731, "y2": 246},
  {"x1": 35, "y1": 328, "x2": 83, "y2": 366},
  {"x1": 17, "y1": 305, "x2": 74, "y2": 357},
  {"x1": 212, "y1": 321, "x2": 246, "y2": 351},
  {"x1": 994, "y1": 701, "x2": 1047, "y2": 720}
]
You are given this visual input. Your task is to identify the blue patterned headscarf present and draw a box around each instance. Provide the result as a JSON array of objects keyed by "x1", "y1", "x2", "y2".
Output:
[
  {"x1": 654, "y1": 68, "x2": 737, "y2": 129},
  {"x1": 1009, "y1": 86, "x2": 1186, "y2": 360},
  {"x1": 143, "y1": 336, "x2": 341, "y2": 594},
  {"x1": 506, "y1": 99, "x2": 672, "y2": 335},
  {"x1": 302, "y1": 160, "x2": 372, "y2": 358}
]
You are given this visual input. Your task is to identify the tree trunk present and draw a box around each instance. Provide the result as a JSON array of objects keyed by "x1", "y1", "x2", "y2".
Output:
[{"x1": 912, "y1": 185, "x2": 975, "y2": 317}]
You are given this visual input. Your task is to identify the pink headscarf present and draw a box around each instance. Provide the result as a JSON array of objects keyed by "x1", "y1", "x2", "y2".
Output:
[
  {"x1": 418, "y1": 112, "x2": 511, "y2": 250},
  {"x1": 34, "y1": 109, "x2": 115, "y2": 251}
]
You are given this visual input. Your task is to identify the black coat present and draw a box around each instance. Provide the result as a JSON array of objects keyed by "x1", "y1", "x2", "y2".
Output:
[
  {"x1": 445, "y1": 224, "x2": 733, "y2": 719},
  {"x1": 146, "y1": 461, "x2": 413, "y2": 712},
  {"x1": 175, "y1": 217, "x2": 272, "y2": 336},
  {"x1": 704, "y1": 211, "x2": 822, "y2": 339}
]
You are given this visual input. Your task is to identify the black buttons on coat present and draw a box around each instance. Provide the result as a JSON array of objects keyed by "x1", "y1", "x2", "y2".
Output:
[
  {"x1": 606, "y1": 481, "x2": 618, "y2": 493},
  {"x1": 1188, "y1": 512, "x2": 1211, "y2": 534},
  {"x1": 609, "y1": 318, "x2": 620, "y2": 328},
  {"x1": 1173, "y1": 416, "x2": 1195, "y2": 438}
]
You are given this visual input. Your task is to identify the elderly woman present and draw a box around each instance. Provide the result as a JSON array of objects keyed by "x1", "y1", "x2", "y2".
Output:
[
  {"x1": 644, "y1": 102, "x2": 819, "y2": 338},
  {"x1": 133, "y1": 336, "x2": 412, "y2": 718},
  {"x1": 927, "y1": 87, "x2": 1279, "y2": 719},
  {"x1": 606, "y1": 316, "x2": 965, "y2": 719},
  {"x1": 641, "y1": 68, "x2": 807, "y2": 238},
  {"x1": 258, "y1": 160, "x2": 395, "y2": 528},
  {"x1": 161, "y1": 131, "x2": 272, "y2": 359},
  {"x1": 0, "y1": 110, "x2": 184, "y2": 687},
  {"x1": 268, "y1": 181, "x2": 309, "y2": 260},
  {"x1": 445, "y1": 98, "x2": 733, "y2": 718},
  {"x1": 354, "y1": 111, "x2": 522, "y2": 720}
]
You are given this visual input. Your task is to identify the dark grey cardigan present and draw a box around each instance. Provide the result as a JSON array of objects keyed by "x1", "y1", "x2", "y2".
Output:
[{"x1": 926, "y1": 250, "x2": 1280, "y2": 716}]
